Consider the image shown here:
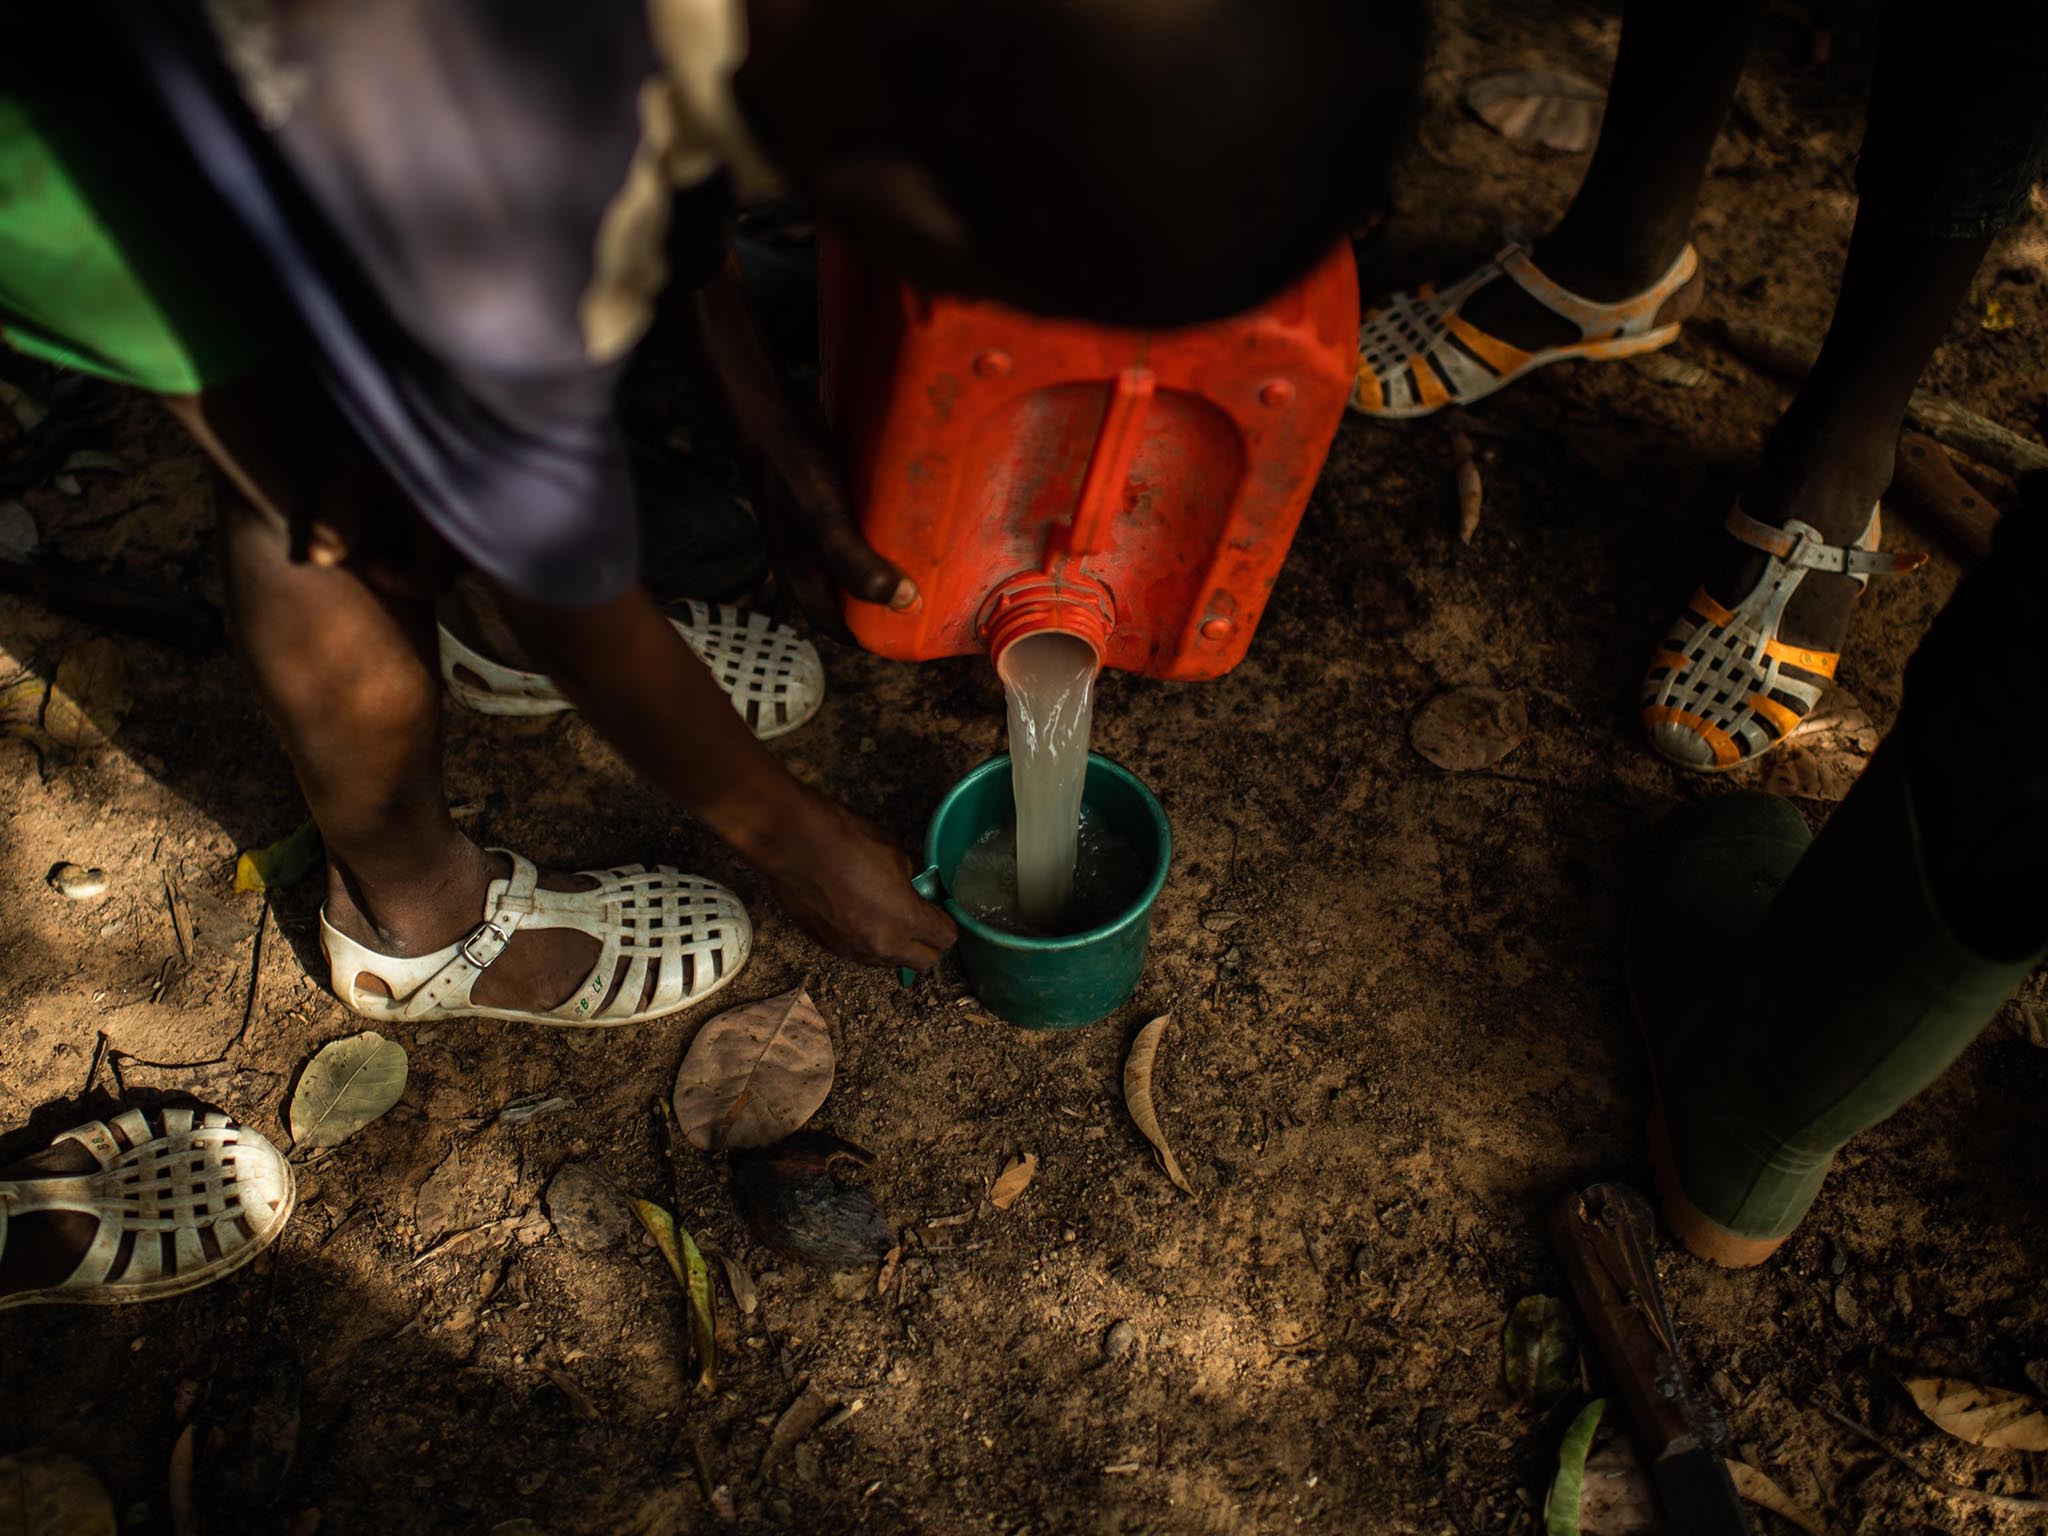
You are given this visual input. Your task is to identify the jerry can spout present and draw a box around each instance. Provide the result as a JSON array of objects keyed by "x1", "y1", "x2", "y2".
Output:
[{"x1": 979, "y1": 569, "x2": 1115, "y2": 673}]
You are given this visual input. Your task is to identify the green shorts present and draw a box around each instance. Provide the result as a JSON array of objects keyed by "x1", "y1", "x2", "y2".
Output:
[{"x1": 0, "y1": 80, "x2": 285, "y2": 395}]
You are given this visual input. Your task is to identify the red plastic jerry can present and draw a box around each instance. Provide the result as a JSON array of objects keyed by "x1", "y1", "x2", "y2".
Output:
[{"x1": 822, "y1": 239, "x2": 1359, "y2": 680}]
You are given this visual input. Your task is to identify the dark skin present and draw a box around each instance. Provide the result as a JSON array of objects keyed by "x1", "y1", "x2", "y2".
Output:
[
  {"x1": 3, "y1": 336, "x2": 955, "y2": 1298},
  {"x1": 193, "y1": 358, "x2": 953, "y2": 1008},
  {"x1": 3, "y1": 0, "x2": 1421, "y2": 1298},
  {"x1": 1451, "y1": 0, "x2": 1988, "y2": 656},
  {"x1": 692, "y1": 250, "x2": 916, "y2": 636}
]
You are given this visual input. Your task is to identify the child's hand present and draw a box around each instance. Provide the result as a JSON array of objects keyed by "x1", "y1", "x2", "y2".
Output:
[
  {"x1": 750, "y1": 784, "x2": 957, "y2": 968},
  {"x1": 753, "y1": 417, "x2": 917, "y2": 639},
  {"x1": 497, "y1": 578, "x2": 950, "y2": 971},
  {"x1": 689, "y1": 251, "x2": 917, "y2": 639}
]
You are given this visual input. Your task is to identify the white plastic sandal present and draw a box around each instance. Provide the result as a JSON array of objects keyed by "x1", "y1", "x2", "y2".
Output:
[
  {"x1": 440, "y1": 600, "x2": 826, "y2": 739},
  {"x1": 319, "y1": 850, "x2": 751, "y2": 1028},
  {"x1": 1641, "y1": 503, "x2": 1926, "y2": 772},
  {"x1": 1353, "y1": 241, "x2": 1698, "y2": 419},
  {"x1": 0, "y1": 1106, "x2": 294, "y2": 1311}
]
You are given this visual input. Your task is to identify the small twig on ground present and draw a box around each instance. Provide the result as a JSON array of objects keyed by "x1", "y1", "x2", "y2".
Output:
[
  {"x1": 1460, "y1": 768, "x2": 1645, "y2": 817},
  {"x1": 1701, "y1": 314, "x2": 2048, "y2": 480},
  {"x1": 1909, "y1": 393, "x2": 2048, "y2": 482},
  {"x1": 240, "y1": 899, "x2": 270, "y2": 1039},
  {"x1": 690, "y1": 1429, "x2": 721, "y2": 1507},
  {"x1": 1814, "y1": 1395, "x2": 2048, "y2": 1514},
  {"x1": 162, "y1": 872, "x2": 193, "y2": 966},
  {"x1": 83, "y1": 1030, "x2": 108, "y2": 1098},
  {"x1": 656, "y1": 1097, "x2": 694, "y2": 1223},
  {"x1": 1448, "y1": 415, "x2": 1483, "y2": 544},
  {"x1": 114, "y1": 907, "x2": 268, "y2": 1074},
  {"x1": 539, "y1": 1357, "x2": 600, "y2": 1421}
]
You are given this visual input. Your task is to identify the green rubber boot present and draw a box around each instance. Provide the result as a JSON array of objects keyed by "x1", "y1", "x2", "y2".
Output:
[{"x1": 1626, "y1": 743, "x2": 2045, "y2": 1265}]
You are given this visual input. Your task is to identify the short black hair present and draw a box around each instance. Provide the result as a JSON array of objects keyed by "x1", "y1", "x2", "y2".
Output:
[
  {"x1": 750, "y1": 0, "x2": 1427, "y2": 325},
  {"x1": 907, "y1": 0, "x2": 1426, "y2": 323}
]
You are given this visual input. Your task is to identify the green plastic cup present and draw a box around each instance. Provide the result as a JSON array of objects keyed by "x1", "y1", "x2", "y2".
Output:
[{"x1": 910, "y1": 753, "x2": 1172, "y2": 1030}]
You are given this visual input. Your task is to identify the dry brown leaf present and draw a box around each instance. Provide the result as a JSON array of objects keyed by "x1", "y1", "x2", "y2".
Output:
[
  {"x1": 1906, "y1": 1377, "x2": 2048, "y2": 1452},
  {"x1": 413, "y1": 1147, "x2": 466, "y2": 1246},
  {"x1": 1727, "y1": 1460, "x2": 1835, "y2": 1536},
  {"x1": 2021, "y1": 1004, "x2": 2048, "y2": 1051},
  {"x1": 42, "y1": 638, "x2": 128, "y2": 751},
  {"x1": 673, "y1": 986, "x2": 834, "y2": 1152},
  {"x1": 701, "y1": 1241, "x2": 759, "y2": 1315},
  {"x1": 0, "y1": 673, "x2": 46, "y2": 736},
  {"x1": 1631, "y1": 352, "x2": 1714, "y2": 390},
  {"x1": 1465, "y1": 70, "x2": 1606, "y2": 152},
  {"x1": 990, "y1": 1152, "x2": 1038, "y2": 1211},
  {"x1": 1410, "y1": 687, "x2": 1528, "y2": 772},
  {"x1": 875, "y1": 1243, "x2": 902, "y2": 1296},
  {"x1": 0, "y1": 501, "x2": 37, "y2": 559},
  {"x1": 1449, "y1": 423, "x2": 1483, "y2": 544},
  {"x1": 1123, "y1": 1016, "x2": 1193, "y2": 1195},
  {"x1": 762, "y1": 1385, "x2": 835, "y2": 1474},
  {"x1": 1759, "y1": 744, "x2": 1868, "y2": 804}
]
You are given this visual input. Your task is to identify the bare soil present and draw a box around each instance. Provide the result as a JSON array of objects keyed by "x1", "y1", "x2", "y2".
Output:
[{"x1": 5, "y1": 3, "x2": 2048, "y2": 1532}]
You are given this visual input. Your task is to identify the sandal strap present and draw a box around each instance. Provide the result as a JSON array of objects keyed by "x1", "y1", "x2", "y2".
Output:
[
  {"x1": 318, "y1": 850, "x2": 751, "y2": 1027},
  {"x1": 1723, "y1": 505, "x2": 1926, "y2": 580},
  {"x1": 51, "y1": 1117, "x2": 124, "y2": 1168},
  {"x1": 320, "y1": 849, "x2": 536, "y2": 1019},
  {"x1": 1496, "y1": 241, "x2": 1699, "y2": 339},
  {"x1": 1355, "y1": 242, "x2": 1698, "y2": 418},
  {"x1": 438, "y1": 627, "x2": 572, "y2": 716}
]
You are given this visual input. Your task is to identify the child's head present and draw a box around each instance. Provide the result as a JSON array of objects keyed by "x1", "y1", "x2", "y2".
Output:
[{"x1": 737, "y1": 0, "x2": 1425, "y2": 324}]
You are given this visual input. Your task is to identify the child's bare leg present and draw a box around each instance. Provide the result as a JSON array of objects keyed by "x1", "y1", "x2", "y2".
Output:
[
  {"x1": 1712, "y1": 211, "x2": 1990, "y2": 651},
  {"x1": 168, "y1": 369, "x2": 605, "y2": 1013},
  {"x1": 1459, "y1": 0, "x2": 1770, "y2": 348}
]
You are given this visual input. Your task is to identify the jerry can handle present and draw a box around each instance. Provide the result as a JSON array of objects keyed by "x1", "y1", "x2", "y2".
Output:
[{"x1": 900, "y1": 866, "x2": 946, "y2": 988}]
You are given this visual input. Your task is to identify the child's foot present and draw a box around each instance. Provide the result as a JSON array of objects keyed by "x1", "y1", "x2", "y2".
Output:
[
  {"x1": 1353, "y1": 233, "x2": 1703, "y2": 417},
  {"x1": 0, "y1": 1108, "x2": 295, "y2": 1307},
  {"x1": 321, "y1": 840, "x2": 751, "y2": 1026},
  {"x1": 0, "y1": 1141, "x2": 100, "y2": 1300},
  {"x1": 1641, "y1": 429, "x2": 1924, "y2": 772},
  {"x1": 1459, "y1": 235, "x2": 1704, "y2": 355},
  {"x1": 1705, "y1": 438, "x2": 1899, "y2": 656},
  {"x1": 323, "y1": 843, "x2": 604, "y2": 1013}
]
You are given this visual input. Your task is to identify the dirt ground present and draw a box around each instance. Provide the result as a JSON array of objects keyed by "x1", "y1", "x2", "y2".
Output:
[{"x1": 5, "y1": 2, "x2": 2048, "y2": 1532}]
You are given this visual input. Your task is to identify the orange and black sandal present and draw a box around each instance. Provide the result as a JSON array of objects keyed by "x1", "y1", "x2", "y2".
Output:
[
  {"x1": 1640, "y1": 503, "x2": 1926, "y2": 772},
  {"x1": 1352, "y1": 240, "x2": 1698, "y2": 419}
]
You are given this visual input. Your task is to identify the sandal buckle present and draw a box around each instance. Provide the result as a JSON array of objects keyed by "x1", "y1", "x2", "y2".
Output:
[{"x1": 460, "y1": 920, "x2": 510, "y2": 970}]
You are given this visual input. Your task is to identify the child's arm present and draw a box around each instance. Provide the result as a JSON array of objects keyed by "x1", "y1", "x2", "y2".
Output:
[
  {"x1": 494, "y1": 578, "x2": 957, "y2": 971},
  {"x1": 690, "y1": 249, "x2": 913, "y2": 638}
]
